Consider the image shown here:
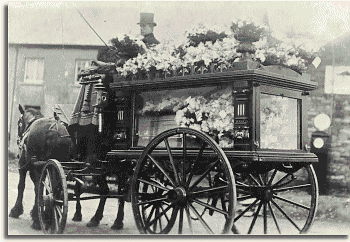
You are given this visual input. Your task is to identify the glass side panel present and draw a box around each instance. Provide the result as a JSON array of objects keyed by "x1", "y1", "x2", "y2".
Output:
[
  {"x1": 135, "y1": 85, "x2": 234, "y2": 148},
  {"x1": 260, "y1": 93, "x2": 299, "y2": 150}
]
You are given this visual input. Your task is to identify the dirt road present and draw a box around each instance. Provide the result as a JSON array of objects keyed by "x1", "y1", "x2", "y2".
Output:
[{"x1": 6, "y1": 170, "x2": 350, "y2": 236}]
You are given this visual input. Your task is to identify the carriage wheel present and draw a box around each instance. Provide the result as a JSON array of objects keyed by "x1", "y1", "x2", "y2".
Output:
[
  {"x1": 131, "y1": 127, "x2": 236, "y2": 234},
  {"x1": 38, "y1": 159, "x2": 68, "y2": 234},
  {"x1": 232, "y1": 164, "x2": 318, "y2": 234}
]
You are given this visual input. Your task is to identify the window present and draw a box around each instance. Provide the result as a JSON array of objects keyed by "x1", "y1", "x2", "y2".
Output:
[
  {"x1": 135, "y1": 85, "x2": 234, "y2": 148},
  {"x1": 24, "y1": 58, "x2": 44, "y2": 84},
  {"x1": 260, "y1": 94, "x2": 299, "y2": 150},
  {"x1": 325, "y1": 66, "x2": 350, "y2": 95},
  {"x1": 75, "y1": 59, "x2": 91, "y2": 83}
]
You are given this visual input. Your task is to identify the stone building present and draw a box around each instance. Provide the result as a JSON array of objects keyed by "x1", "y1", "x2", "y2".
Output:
[{"x1": 308, "y1": 31, "x2": 350, "y2": 190}]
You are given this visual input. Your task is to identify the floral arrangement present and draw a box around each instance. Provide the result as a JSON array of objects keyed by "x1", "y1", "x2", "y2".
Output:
[
  {"x1": 174, "y1": 88, "x2": 235, "y2": 148},
  {"x1": 230, "y1": 18, "x2": 266, "y2": 43},
  {"x1": 255, "y1": 42, "x2": 315, "y2": 74},
  {"x1": 138, "y1": 96, "x2": 185, "y2": 115},
  {"x1": 98, "y1": 20, "x2": 315, "y2": 77},
  {"x1": 184, "y1": 23, "x2": 229, "y2": 47},
  {"x1": 110, "y1": 34, "x2": 146, "y2": 58}
]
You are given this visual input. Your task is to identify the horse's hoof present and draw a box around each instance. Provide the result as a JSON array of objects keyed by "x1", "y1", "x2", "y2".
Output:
[
  {"x1": 72, "y1": 213, "x2": 82, "y2": 222},
  {"x1": 111, "y1": 222, "x2": 124, "y2": 230},
  {"x1": 231, "y1": 224, "x2": 240, "y2": 234},
  {"x1": 31, "y1": 222, "x2": 42, "y2": 230},
  {"x1": 9, "y1": 207, "x2": 23, "y2": 218},
  {"x1": 86, "y1": 219, "x2": 100, "y2": 227}
]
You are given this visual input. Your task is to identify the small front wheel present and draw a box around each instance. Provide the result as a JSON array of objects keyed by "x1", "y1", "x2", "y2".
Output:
[
  {"x1": 131, "y1": 128, "x2": 236, "y2": 234},
  {"x1": 38, "y1": 159, "x2": 68, "y2": 234}
]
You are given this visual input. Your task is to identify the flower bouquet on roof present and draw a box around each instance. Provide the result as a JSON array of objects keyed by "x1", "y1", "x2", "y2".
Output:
[{"x1": 230, "y1": 18, "x2": 266, "y2": 43}]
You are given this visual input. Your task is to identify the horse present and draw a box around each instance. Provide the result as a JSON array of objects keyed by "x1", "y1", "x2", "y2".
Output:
[
  {"x1": 69, "y1": 119, "x2": 129, "y2": 230},
  {"x1": 10, "y1": 103, "x2": 128, "y2": 231},
  {"x1": 9, "y1": 104, "x2": 73, "y2": 230}
]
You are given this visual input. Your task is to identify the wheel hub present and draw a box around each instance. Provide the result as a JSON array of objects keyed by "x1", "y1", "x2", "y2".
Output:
[
  {"x1": 42, "y1": 193, "x2": 54, "y2": 206},
  {"x1": 255, "y1": 187, "x2": 274, "y2": 201},
  {"x1": 167, "y1": 187, "x2": 187, "y2": 203}
]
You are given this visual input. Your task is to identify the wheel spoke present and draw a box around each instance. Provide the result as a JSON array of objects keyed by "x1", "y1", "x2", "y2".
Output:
[
  {"x1": 147, "y1": 154, "x2": 176, "y2": 187},
  {"x1": 192, "y1": 198, "x2": 229, "y2": 216},
  {"x1": 41, "y1": 180, "x2": 52, "y2": 193},
  {"x1": 234, "y1": 198, "x2": 259, "y2": 222},
  {"x1": 270, "y1": 199, "x2": 301, "y2": 232},
  {"x1": 190, "y1": 185, "x2": 228, "y2": 196},
  {"x1": 236, "y1": 181, "x2": 249, "y2": 187},
  {"x1": 258, "y1": 174, "x2": 264, "y2": 185},
  {"x1": 178, "y1": 207, "x2": 184, "y2": 234},
  {"x1": 54, "y1": 199, "x2": 64, "y2": 206},
  {"x1": 182, "y1": 133, "x2": 187, "y2": 184},
  {"x1": 273, "y1": 195, "x2": 310, "y2": 210},
  {"x1": 159, "y1": 203, "x2": 171, "y2": 223},
  {"x1": 44, "y1": 169, "x2": 52, "y2": 189},
  {"x1": 53, "y1": 207, "x2": 60, "y2": 233},
  {"x1": 146, "y1": 206, "x2": 156, "y2": 225},
  {"x1": 267, "y1": 201, "x2": 281, "y2": 234},
  {"x1": 237, "y1": 195, "x2": 254, "y2": 201},
  {"x1": 185, "y1": 205, "x2": 193, "y2": 234},
  {"x1": 137, "y1": 197, "x2": 168, "y2": 206},
  {"x1": 248, "y1": 174, "x2": 261, "y2": 186},
  {"x1": 153, "y1": 207, "x2": 159, "y2": 232},
  {"x1": 263, "y1": 201, "x2": 267, "y2": 234},
  {"x1": 236, "y1": 187, "x2": 254, "y2": 195},
  {"x1": 220, "y1": 194, "x2": 228, "y2": 219},
  {"x1": 144, "y1": 204, "x2": 176, "y2": 230},
  {"x1": 267, "y1": 169, "x2": 278, "y2": 186},
  {"x1": 190, "y1": 160, "x2": 219, "y2": 188},
  {"x1": 274, "y1": 173, "x2": 292, "y2": 187},
  {"x1": 138, "y1": 178, "x2": 170, "y2": 192},
  {"x1": 164, "y1": 138, "x2": 180, "y2": 185},
  {"x1": 55, "y1": 206, "x2": 63, "y2": 218},
  {"x1": 247, "y1": 201, "x2": 262, "y2": 234},
  {"x1": 186, "y1": 143, "x2": 206, "y2": 187},
  {"x1": 189, "y1": 203, "x2": 214, "y2": 234},
  {"x1": 273, "y1": 184, "x2": 311, "y2": 193}
]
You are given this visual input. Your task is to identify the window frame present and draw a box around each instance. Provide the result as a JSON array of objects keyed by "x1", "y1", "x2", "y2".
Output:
[
  {"x1": 254, "y1": 84, "x2": 306, "y2": 151},
  {"x1": 74, "y1": 59, "x2": 91, "y2": 83},
  {"x1": 24, "y1": 58, "x2": 45, "y2": 84}
]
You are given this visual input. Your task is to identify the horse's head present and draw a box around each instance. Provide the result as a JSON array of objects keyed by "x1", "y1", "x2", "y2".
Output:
[
  {"x1": 17, "y1": 104, "x2": 44, "y2": 142},
  {"x1": 17, "y1": 105, "x2": 26, "y2": 142}
]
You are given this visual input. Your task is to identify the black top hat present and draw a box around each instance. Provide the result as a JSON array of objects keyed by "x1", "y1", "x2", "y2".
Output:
[{"x1": 137, "y1": 12, "x2": 157, "y2": 26}]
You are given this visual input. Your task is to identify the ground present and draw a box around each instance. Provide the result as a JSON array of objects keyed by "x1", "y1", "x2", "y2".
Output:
[{"x1": 6, "y1": 157, "x2": 350, "y2": 236}]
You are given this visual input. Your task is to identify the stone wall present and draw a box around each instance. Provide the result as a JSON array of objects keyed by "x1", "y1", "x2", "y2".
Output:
[{"x1": 307, "y1": 61, "x2": 350, "y2": 191}]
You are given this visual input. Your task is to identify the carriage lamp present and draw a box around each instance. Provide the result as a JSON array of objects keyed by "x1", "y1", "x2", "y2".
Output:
[
  {"x1": 93, "y1": 77, "x2": 109, "y2": 133},
  {"x1": 310, "y1": 113, "x2": 331, "y2": 195}
]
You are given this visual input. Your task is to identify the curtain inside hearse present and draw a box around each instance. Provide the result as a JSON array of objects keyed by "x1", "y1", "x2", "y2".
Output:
[{"x1": 135, "y1": 84, "x2": 234, "y2": 148}]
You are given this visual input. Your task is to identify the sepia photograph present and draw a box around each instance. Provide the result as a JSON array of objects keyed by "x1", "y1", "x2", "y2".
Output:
[{"x1": 6, "y1": 1, "x2": 350, "y2": 237}]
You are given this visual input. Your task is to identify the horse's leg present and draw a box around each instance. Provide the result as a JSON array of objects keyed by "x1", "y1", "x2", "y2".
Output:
[
  {"x1": 111, "y1": 197, "x2": 125, "y2": 230},
  {"x1": 29, "y1": 168, "x2": 41, "y2": 230},
  {"x1": 111, "y1": 171, "x2": 129, "y2": 230},
  {"x1": 9, "y1": 168, "x2": 27, "y2": 218},
  {"x1": 86, "y1": 175, "x2": 109, "y2": 227},
  {"x1": 72, "y1": 181, "x2": 83, "y2": 221}
]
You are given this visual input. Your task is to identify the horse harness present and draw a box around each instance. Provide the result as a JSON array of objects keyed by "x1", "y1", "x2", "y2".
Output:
[{"x1": 17, "y1": 119, "x2": 70, "y2": 171}]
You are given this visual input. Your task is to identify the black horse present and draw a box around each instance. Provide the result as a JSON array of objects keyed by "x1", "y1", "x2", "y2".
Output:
[
  {"x1": 9, "y1": 105, "x2": 73, "y2": 230},
  {"x1": 69, "y1": 121, "x2": 128, "y2": 230},
  {"x1": 10, "y1": 104, "x2": 128, "y2": 231}
]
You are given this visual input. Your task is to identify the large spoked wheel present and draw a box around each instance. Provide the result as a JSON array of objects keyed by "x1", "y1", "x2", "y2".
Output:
[
  {"x1": 232, "y1": 164, "x2": 318, "y2": 234},
  {"x1": 38, "y1": 159, "x2": 68, "y2": 234},
  {"x1": 131, "y1": 127, "x2": 236, "y2": 234}
]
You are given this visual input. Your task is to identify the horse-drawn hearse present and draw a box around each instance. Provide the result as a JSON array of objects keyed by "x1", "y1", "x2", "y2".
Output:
[{"x1": 13, "y1": 54, "x2": 319, "y2": 234}]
